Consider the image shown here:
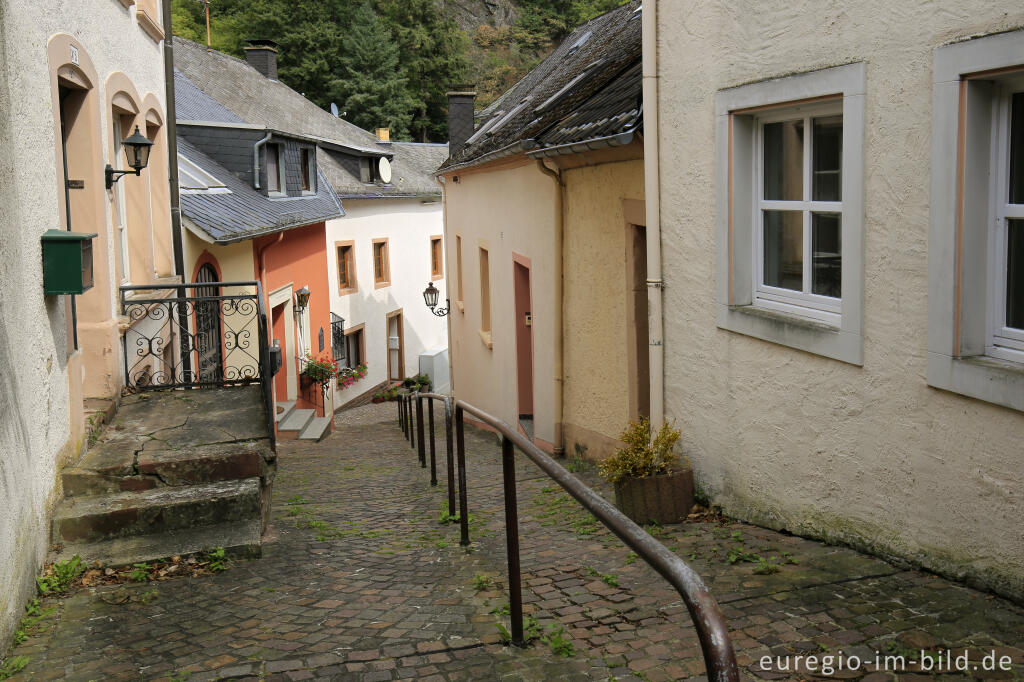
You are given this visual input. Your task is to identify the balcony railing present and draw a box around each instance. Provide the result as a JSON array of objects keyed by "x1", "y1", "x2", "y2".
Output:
[{"x1": 119, "y1": 281, "x2": 275, "y2": 447}]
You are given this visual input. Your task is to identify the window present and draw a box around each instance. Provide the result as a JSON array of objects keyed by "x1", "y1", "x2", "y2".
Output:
[
  {"x1": 360, "y1": 157, "x2": 377, "y2": 184},
  {"x1": 336, "y1": 241, "x2": 356, "y2": 294},
  {"x1": 756, "y1": 109, "x2": 843, "y2": 323},
  {"x1": 456, "y1": 235, "x2": 464, "y2": 310},
  {"x1": 373, "y1": 238, "x2": 390, "y2": 288},
  {"x1": 716, "y1": 62, "x2": 865, "y2": 365},
  {"x1": 266, "y1": 144, "x2": 284, "y2": 194},
  {"x1": 344, "y1": 325, "x2": 364, "y2": 368},
  {"x1": 300, "y1": 147, "x2": 315, "y2": 193},
  {"x1": 929, "y1": 30, "x2": 1024, "y2": 412},
  {"x1": 112, "y1": 114, "x2": 132, "y2": 282},
  {"x1": 479, "y1": 246, "x2": 492, "y2": 348},
  {"x1": 430, "y1": 236, "x2": 443, "y2": 280}
]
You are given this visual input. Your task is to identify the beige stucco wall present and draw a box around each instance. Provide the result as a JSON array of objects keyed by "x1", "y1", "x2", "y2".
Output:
[
  {"x1": 562, "y1": 158, "x2": 645, "y2": 460},
  {"x1": 443, "y1": 161, "x2": 559, "y2": 447},
  {"x1": 0, "y1": 0, "x2": 168, "y2": 646},
  {"x1": 657, "y1": 1, "x2": 1024, "y2": 599}
]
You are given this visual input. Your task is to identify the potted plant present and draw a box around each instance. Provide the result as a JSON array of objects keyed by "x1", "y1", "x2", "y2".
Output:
[
  {"x1": 337, "y1": 361, "x2": 369, "y2": 390},
  {"x1": 598, "y1": 418, "x2": 694, "y2": 525},
  {"x1": 301, "y1": 352, "x2": 336, "y2": 385}
]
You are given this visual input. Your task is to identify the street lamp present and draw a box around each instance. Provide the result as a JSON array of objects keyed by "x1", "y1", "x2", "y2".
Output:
[
  {"x1": 423, "y1": 281, "x2": 449, "y2": 317},
  {"x1": 295, "y1": 286, "x2": 311, "y2": 313},
  {"x1": 105, "y1": 126, "x2": 154, "y2": 189}
]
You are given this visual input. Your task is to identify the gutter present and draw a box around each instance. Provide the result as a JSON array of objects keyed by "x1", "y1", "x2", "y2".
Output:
[
  {"x1": 252, "y1": 132, "x2": 272, "y2": 190},
  {"x1": 642, "y1": 0, "x2": 665, "y2": 429},
  {"x1": 437, "y1": 139, "x2": 538, "y2": 176},
  {"x1": 526, "y1": 128, "x2": 638, "y2": 159},
  {"x1": 536, "y1": 159, "x2": 566, "y2": 457}
]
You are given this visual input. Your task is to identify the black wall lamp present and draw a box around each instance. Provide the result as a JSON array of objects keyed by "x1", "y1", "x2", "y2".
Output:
[
  {"x1": 423, "y1": 281, "x2": 449, "y2": 317},
  {"x1": 295, "y1": 286, "x2": 311, "y2": 313},
  {"x1": 105, "y1": 126, "x2": 154, "y2": 189}
]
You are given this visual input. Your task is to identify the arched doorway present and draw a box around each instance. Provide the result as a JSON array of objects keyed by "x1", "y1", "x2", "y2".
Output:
[{"x1": 195, "y1": 263, "x2": 223, "y2": 382}]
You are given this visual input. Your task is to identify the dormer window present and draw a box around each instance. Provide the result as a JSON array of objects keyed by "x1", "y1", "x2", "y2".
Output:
[
  {"x1": 266, "y1": 144, "x2": 285, "y2": 195},
  {"x1": 360, "y1": 156, "x2": 377, "y2": 184},
  {"x1": 300, "y1": 147, "x2": 315, "y2": 193}
]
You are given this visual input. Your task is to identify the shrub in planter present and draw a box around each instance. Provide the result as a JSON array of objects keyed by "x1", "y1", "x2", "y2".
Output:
[
  {"x1": 301, "y1": 352, "x2": 337, "y2": 383},
  {"x1": 599, "y1": 418, "x2": 693, "y2": 525}
]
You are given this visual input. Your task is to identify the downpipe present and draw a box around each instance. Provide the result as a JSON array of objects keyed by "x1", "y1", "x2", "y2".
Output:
[{"x1": 535, "y1": 159, "x2": 566, "y2": 456}]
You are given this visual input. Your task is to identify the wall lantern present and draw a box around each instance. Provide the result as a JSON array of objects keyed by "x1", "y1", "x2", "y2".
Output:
[
  {"x1": 295, "y1": 286, "x2": 311, "y2": 313},
  {"x1": 423, "y1": 281, "x2": 449, "y2": 317},
  {"x1": 105, "y1": 126, "x2": 154, "y2": 189},
  {"x1": 41, "y1": 229, "x2": 98, "y2": 295}
]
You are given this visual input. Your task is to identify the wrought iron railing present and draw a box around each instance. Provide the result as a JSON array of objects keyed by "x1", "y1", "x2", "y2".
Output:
[
  {"x1": 396, "y1": 391, "x2": 739, "y2": 682},
  {"x1": 120, "y1": 281, "x2": 276, "y2": 448}
]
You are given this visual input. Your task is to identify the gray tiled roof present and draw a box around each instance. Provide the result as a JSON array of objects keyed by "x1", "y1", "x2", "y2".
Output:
[
  {"x1": 535, "y1": 60, "x2": 641, "y2": 150},
  {"x1": 174, "y1": 69, "x2": 244, "y2": 124},
  {"x1": 177, "y1": 136, "x2": 343, "y2": 244},
  {"x1": 439, "y1": 0, "x2": 642, "y2": 171},
  {"x1": 174, "y1": 38, "x2": 446, "y2": 198},
  {"x1": 322, "y1": 142, "x2": 449, "y2": 199}
]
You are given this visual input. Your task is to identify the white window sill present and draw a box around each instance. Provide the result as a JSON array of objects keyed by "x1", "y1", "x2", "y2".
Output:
[
  {"x1": 927, "y1": 352, "x2": 1024, "y2": 413},
  {"x1": 718, "y1": 303, "x2": 861, "y2": 365},
  {"x1": 478, "y1": 329, "x2": 493, "y2": 349}
]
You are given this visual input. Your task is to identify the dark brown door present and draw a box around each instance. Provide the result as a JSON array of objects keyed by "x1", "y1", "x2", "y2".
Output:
[{"x1": 195, "y1": 264, "x2": 223, "y2": 382}]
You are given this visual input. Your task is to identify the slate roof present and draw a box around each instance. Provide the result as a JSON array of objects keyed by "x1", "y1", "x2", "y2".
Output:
[
  {"x1": 174, "y1": 37, "x2": 444, "y2": 198},
  {"x1": 439, "y1": 0, "x2": 642, "y2": 172},
  {"x1": 177, "y1": 136, "x2": 343, "y2": 244},
  {"x1": 174, "y1": 69, "x2": 244, "y2": 124}
]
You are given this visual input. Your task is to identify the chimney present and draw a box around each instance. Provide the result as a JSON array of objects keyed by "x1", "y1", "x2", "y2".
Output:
[
  {"x1": 376, "y1": 128, "x2": 391, "y2": 142},
  {"x1": 447, "y1": 85, "x2": 477, "y2": 156},
  {"x1": 244, "y1": 40, "x2": 279, "y2": 80}
]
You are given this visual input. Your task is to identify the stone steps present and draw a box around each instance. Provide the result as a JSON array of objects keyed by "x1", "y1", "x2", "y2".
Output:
[{"x1": 298, "y1": 416, "x2": 332, "y2": 441}]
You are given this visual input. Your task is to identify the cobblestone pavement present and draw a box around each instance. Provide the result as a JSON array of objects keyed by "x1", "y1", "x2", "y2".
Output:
[{"x1": 6, "y1": 402, "x2": 1024, "y2": 681}]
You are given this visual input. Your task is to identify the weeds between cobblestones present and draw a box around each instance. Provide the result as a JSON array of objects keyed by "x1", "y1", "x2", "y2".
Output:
[{"x1": 2, "y1": 401, "x2": 1023, "y2": 680}]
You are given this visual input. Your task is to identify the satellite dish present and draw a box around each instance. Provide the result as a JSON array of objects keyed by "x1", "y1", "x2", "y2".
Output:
[
  {"x1": 378, "y1": 157, "x2": 392, "y2": 184},
  {"x1": 330, "y1": 102, "x2": 339, "y2": 117}
]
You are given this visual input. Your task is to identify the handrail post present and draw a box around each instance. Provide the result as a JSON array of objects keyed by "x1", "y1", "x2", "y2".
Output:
[
  {"x1": 455, "y1": 406, "x2": 470, "y2": 546},
  {"x1": 444, "y1": 397, "x2": 455, "y2": 518},
  {"x1": 501, "y1": 436, "x2": 524, "y2": 647},
  {"x1": 410, "y1": 394, "x2": 417, "y2": 450},
  {"x1": 416, "y1": 395, "x2": 426, "y2": 467},
  {"x1": 428, "y1": 399, "x2": 438, "y2": 485},
  {"x1": 399, "y1": 394, "x2": 405, "y2": 434}
]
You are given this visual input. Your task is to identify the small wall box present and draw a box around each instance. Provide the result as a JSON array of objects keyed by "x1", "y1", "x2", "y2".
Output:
[{"x1": 41, "y1": 229, "x2": 97, "y2": 295}]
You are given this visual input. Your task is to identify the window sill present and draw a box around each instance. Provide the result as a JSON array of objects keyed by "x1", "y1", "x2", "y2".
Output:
[
  {"x1": 338, "y1": 286, "x2": 357, "y2": 297},
  {"x1": 455, "y1": 300, "x2": 465, "y2": 313},
  {"x1": 431, "y1": 272, "x2": 444, "y2": 282},
  {"x1": 478, "y1": 329, "x2": 493, "y2": 349},
  {"x1": 117, "y1": 0, "x2": 134, "y2": 7},
  {"x1": 374, "y1": 280, "x2": 390, "y2": 290},
  {"x1": 927, "y1": 352, "x2": 1024, "y2": 413},
  {"x1": 137, "y1": 7, "x2": 164, "y2": 42},
  {"x1": 718, "y1": 303, "x2": 862, "y2": 365}
]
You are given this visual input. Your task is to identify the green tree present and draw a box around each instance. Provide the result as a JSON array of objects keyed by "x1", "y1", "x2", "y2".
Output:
[
  {"x1": 376, "y1": 0, "x2": 468, "y2": 141},
  {"x1": 331, "y1": 2, "x2": 416, "y2": 139}
]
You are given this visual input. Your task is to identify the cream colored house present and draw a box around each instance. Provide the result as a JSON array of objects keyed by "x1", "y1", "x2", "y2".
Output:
[
  {"x1": 647, "y1": 1, "x2": 1024, "y2": 600},
  {"x1": 0, "y1": 0, "x2": 174, "y2": 645},
  {"x1": 439, "y1": 2, "x2": 645, "y2": 456}
]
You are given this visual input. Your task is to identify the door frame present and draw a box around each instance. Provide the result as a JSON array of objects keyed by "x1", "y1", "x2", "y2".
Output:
[
  {"x1": 623, "y1": 199, "x2": 649, "y2": 420},
  {"x1": 385, "y1": 308, "x2": 405, "y2": 381},
  {"x1": 269, "y1": 283, "x2": 297, "y2": 401},
  {"x1": 512, "y1": 252, "x2": 535, "y2": 437}
]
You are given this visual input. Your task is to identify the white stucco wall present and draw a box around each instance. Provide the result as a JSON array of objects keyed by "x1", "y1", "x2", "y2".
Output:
[
  {"x1": 326, "y1": 198, "x2": 449, "y2": 403},
  {"x1": 0, "y1": 0, "x2": 167, "y2": 646},
  {"x1": 657, "y1": 1, "x2": 1024, "y2": 599}
]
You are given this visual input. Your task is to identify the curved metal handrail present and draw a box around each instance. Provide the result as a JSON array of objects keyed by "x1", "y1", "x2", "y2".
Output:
[{"x1": 454, "y1": 400, "x2": 739, "y2": 682}]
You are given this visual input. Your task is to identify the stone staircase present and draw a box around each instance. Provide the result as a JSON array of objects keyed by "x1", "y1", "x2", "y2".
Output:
[
  {"x1": 275, "y1": 400, "x2": 332, "y2": 441},
  {"x1": 52, "y1": 386, "x2": 275, "y2": 566}
]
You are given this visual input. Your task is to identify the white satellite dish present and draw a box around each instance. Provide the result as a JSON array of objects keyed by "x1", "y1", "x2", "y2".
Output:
[
  {"x1": 330, "y1": 102, "x2": 339, "y2": 117},
  {"x1": 378, "y1": 157, "x2": 392, "y2": 184}
]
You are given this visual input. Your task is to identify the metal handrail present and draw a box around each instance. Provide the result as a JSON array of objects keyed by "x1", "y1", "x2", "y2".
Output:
[
  {"x1": 452, "y1": 400, "x2": 739, "y2": 681},
  {"x1": 255, "y1": 282, "x2": 276, "y2": 451}
]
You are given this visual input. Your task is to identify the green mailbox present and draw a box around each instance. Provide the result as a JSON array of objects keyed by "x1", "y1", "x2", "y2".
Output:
[{"x1": 41, "y1": 229, "x2": 98, "y2": 295}]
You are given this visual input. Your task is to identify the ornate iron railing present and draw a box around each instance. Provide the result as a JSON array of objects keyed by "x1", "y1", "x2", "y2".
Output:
[{"x1": 119, "y1": 281, "x2": 276, "y2": 448}]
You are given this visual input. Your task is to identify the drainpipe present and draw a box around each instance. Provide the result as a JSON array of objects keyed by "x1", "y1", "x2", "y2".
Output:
[
  {"x1": 436, "y1": 175, "x2": 456, "y2": 397},
  {"x1": 642, "y1": 0, "x2": 665, "y2": 430},
  {"x1": 162, "y1": 0, "x2": 192, "y2": 381},
  {"x1": 536, "y1": 159, "x2": 565, "y2": 457},
  {"x1": 253, "y1": 133, "x2": 272, "y2": 189}
]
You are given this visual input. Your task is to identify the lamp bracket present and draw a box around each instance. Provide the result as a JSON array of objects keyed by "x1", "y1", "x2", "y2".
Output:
[{"x1": 105, "y1": 164, "x2": 141, "y2": 190}]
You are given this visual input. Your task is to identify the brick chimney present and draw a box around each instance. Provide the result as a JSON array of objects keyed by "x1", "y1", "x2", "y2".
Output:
[
  {"x1": 244, "y1": 40, "x2": 279, "y2": 80},
  {"x1": 447, "y1": 85, "x2": 477, "y2": 156}
]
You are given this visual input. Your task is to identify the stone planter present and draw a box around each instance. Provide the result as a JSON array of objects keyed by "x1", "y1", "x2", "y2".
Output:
[{"x1": 613, "y1": 468, "x2": 695, "y2": 525}]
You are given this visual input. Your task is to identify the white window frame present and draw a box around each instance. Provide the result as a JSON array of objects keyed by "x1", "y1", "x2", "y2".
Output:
[
  {"x1": 715, "y1": 63, "x2": 865, "y2": 365},
  {"x1": 986, "y1": 76, "x2": 1024, "y2": 362},
  {"x1": 929, "y1": 29, "x2": 1024, "y2": 413},
  {"x1": 754, "y1": 103, "x2": 844, "y2": 325},
  {"x1": 112, "y1": 116, "x2": 130, "y2": 283}
]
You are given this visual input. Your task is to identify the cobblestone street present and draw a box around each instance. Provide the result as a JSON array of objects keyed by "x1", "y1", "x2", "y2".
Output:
[{"x1": 7, "y1": 402, "x2": 1024, "y2": 681}]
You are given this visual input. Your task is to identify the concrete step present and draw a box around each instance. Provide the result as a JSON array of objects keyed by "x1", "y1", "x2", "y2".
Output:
[
  {"x1": 52, "y1": 519, "x2": 263, "y2": 567},
  {"x1": 278, "y1": 408, "x2": 315, "y2": 440},
  {"x1": 53, "y1": 478, "x2": 262, "y2": 545},
  {"x1": 275, "y1": 400, "x2": 297, "y2": 423},
  {"x1": 62, "y1": 441, "x2": 274, "y2": 498},
  {"x1": 298, "y1": 416, "x2": 332, "y2": 442}
]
